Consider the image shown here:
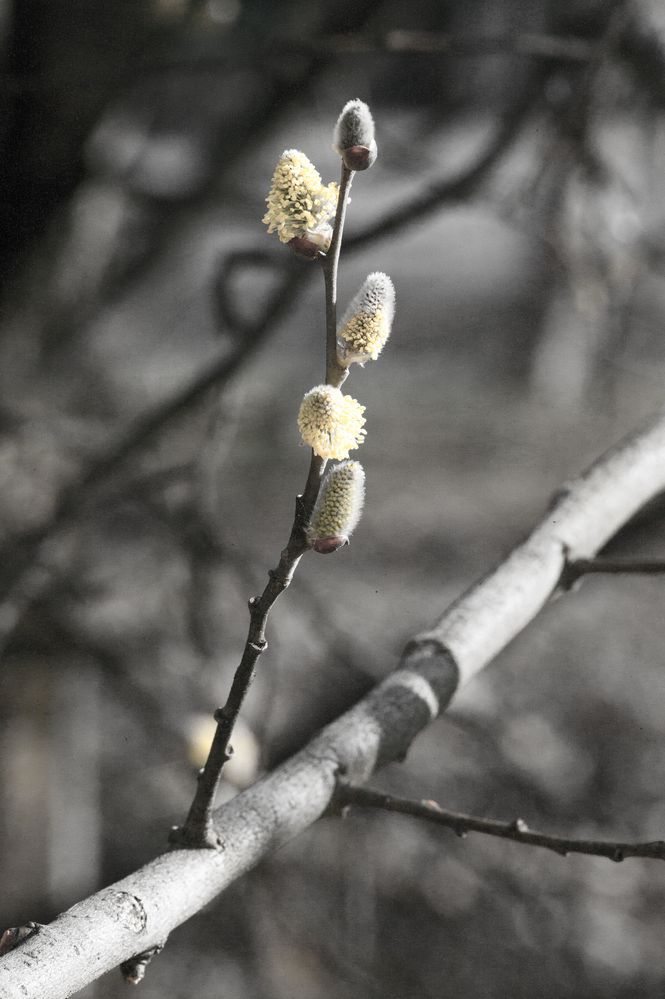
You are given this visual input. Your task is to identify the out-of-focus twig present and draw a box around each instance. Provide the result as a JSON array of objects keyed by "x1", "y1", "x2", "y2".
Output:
[
  {"x1": 0, "y1": 31, "x2": 597, "y2": 96},
  {"x1": 292, "y1": 29, "x2": 596, "y2": 61},
  {"x1": 561, "y1": 556, "x2": 665, "y2": 590},
  {"x1": 338, "y1": 784, "x2": 665, "y2": 863}
]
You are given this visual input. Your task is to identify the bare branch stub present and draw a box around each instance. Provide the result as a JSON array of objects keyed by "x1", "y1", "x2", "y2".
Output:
[{"x1": 120, "y1": 943, "x2": 166, "y2": 986}]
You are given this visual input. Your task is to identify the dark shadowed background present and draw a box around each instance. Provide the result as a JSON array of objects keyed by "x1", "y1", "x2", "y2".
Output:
[{"x1": 3, "y1": 0, "x2": 665, "y2": 996}]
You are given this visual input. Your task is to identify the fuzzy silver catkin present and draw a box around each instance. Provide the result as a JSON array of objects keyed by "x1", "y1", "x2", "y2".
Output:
[
  {"x1": 337, "y1": 271, "x2": 395, "y2": 366},
  {"x1": 307, "y1": 461, "x2": 366, "y2": 554},
  {"x1": 333, "y1": 99, "x2": 377, "y2": 171}
]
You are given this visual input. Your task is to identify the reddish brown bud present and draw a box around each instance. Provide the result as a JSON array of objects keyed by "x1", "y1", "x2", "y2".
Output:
[
  {"x1": 312, "y1": 535, "x2": 349, "y2": 555},
  {"x1": 341, "y1": 144, "x2": 377, "y2": 172},
  {"x1": 288, "y1": 235, "x2": 321, "y2": 259},
  {"x1": 0, "y1": 922, "x2": 41, "y2": 956}
]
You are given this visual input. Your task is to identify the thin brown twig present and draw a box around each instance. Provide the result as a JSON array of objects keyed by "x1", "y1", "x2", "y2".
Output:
[
  {"x1": 339, "y1": 784, "x2": 665, "y2": 863},
  {"x1": 170, "y1": 164, "x2": 356, "y2": 848},
  {"x1": 323, "y1": 164, "x2": 353, "y2": 387}
]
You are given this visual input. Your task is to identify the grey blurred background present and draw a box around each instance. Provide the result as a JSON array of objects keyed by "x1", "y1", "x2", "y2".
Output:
[{"x1": 3, "y1": 0, "x2": 665, "y2": 995}]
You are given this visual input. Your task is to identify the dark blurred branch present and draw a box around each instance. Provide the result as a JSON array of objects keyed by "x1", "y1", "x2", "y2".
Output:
[
  {"x1": 619, "y1": 5, "x2": 665, "y2": 107},
  {"x1": 0, "y1": 31, "x2": 597, "y2": 95},
  {"x1": 5, "y1": 409, "x2": 665, "y2": 994},
  {"x1": 561, "y1": 556, "x2": 665, "y2": 590},
  {"x1": 339, "y1": 784, "x2": 665, "y2": 863},
  {"x1": 0, "y1": 263, "x2": 305, "y2": 653},
  {"x1": 298, "y1": 30, "x2": 595, "y2": 61}
]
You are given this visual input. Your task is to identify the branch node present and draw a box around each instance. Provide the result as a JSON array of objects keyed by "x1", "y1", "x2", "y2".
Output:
[
  {"x1": 0, "y1": 922, "x2": 43, "y2": 957},
  {"x1": 168, "y1": 822, "x2": 224, "y2": 851},
  {"x1": 120, "y1": 942, "x2": 166, "y2": 985}
]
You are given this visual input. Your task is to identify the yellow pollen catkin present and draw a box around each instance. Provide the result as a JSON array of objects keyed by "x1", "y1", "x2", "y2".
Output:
[
  {"x1": 297, "y1": 385, "x2": 366, "y2": 460},
  {"x1": 339, "y1": 309, "x2": 389, "y2": 361},
  {"x1": 307, "y1": 461, "x2": 365, "y2": 545},
  {"x1": 263, "y1": 150, "x2": 338, "y2": 244}
]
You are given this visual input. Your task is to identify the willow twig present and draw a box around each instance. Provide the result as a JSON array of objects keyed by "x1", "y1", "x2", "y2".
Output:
[
  {"x1": 338, "y1": 784, "x2": 665, "y2": 863},
  {"x1": 171, "y1": 164, "x2": 356, "y2": 848},
  {"x1": 322, "y1": 163, "x2": 353, "y2": 387}
]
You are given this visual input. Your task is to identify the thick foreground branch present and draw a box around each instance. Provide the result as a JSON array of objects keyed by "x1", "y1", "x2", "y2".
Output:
[{"x1": 3, "y1": 410, "x2": 665, "y2": 997}]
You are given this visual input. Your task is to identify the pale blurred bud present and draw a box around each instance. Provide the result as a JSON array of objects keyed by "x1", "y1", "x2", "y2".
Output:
[
  {"x1": 337, "y1": 271, "x2": 395, "y2": 366},
  {"x1": 307, "y1": 460, "x2": 365, "y2": 554},
  {"x1": 333, "y1": 99, "x2": 377, "y2": 171},
  {"x1": 298, "y1": 384, "x2": 366, "y2": 460},
  {"x1": 185, "y1": 713, "x2": 259, "y2": 790}
]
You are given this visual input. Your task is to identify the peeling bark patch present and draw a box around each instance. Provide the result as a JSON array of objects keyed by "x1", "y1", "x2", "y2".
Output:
[{"x1": 102, "y1": 891, "x2": 147, "y2": 934}]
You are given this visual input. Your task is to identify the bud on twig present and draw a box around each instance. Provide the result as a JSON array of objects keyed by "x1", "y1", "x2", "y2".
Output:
[
  {"x1": 307, "y1": 460, "x2": 366, "y2": 554},
  {"x1": 334, "y1": 99, "x2": 377, "y2": 171},
  {"x1": 263, "y1": 150, "x2": 337, "y2": 252},
  {"x1": 298, "y1": 384, "x2": 366, "y2": 460},
  {"x1": 337, "y1": 271, "x2": 395, "y2": 366},
  {"x1": 289, "y1": 223, "x2": 334, "y2": 259}
]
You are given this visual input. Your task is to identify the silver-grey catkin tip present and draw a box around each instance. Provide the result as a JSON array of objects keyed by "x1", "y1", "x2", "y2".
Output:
[{"x1": 334, "y1": 99, "x2": 377, "y2": 171}]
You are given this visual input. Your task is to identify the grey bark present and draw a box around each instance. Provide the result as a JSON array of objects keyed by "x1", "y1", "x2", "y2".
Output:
[{"x1": 2, "y1": 411, "x2": 665, "y2": 998}]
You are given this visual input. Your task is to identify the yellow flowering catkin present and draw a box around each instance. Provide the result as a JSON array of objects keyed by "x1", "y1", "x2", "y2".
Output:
[
  {"x1": 297, "y1": 385, "x2": 366, "y2": 460},
  {"x1": 337, "y1": 272, "x2": 395, "y2": 365},
  {"x1": 262, "y1": 149, "x2": 338, "y2": 245},
  {"x1": 307, "y1": 461, "x2": 365, "y2": 554}
]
